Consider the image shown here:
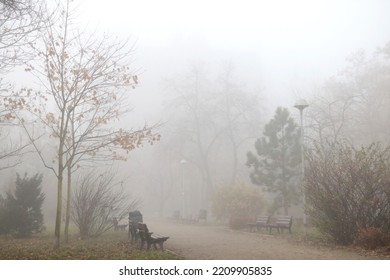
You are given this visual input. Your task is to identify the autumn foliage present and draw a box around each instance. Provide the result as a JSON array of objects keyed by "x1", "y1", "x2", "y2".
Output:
[
  {"x1": 355, "y1": 227, "x2": 390, "y2": 250},
  {"x1": 4, "y1": 1, "x2": 159, "y2": 249},
  {"x1": 212, "y1": 183, "x2": 264, "y2": 228}
]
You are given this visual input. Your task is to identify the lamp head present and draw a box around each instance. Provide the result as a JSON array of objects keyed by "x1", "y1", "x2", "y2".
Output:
[{"x1": 294, "y1": 99, "x2": 309, "y2": 111}]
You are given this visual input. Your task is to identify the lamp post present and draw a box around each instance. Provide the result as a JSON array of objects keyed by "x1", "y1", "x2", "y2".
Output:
[
  {"x1": 180, "y1": 159, "x2": 187, "y2": 219},
  {"x1": 294, "y1": 99, "x2": 309, "y2": 236}
]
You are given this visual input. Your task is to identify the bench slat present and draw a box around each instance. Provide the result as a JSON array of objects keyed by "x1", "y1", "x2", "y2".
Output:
[
  {"x1": 138, "y1": 223, "x2": 169, "y2": 251},
  {"x1": 267, "y1": 216, "x2": 292, "y2": 234},
  {"x1": 247, "y1": 216, "x2": 270, "y2": 232}
]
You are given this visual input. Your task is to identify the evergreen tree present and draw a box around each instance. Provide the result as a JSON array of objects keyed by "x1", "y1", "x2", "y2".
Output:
[
  {"x1": 3, "y1": 173, "x2": 45, "y2": 237},
  {"x1": 247, "y1": 107, "x2": 301, "y2": 215}
]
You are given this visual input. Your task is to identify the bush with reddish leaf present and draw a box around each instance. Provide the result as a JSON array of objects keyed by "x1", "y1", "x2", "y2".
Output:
[
  {"x1": 229, "y1": 216, "x2": 254, "y2": 230},
  {"x1": 212, "y1": 183, "x2": 264, "y2": 229},
  {"x1": 355, "y1": 227, "x2": 390, "y2": 250}
]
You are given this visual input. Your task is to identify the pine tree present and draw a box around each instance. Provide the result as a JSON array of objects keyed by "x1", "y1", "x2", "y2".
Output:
[
  {"x1": 4, "y1": 173, "x2": 45, "y2": 237},
  {"x1": 247, "y1": 107, "x2": 301, "y2": 215}
]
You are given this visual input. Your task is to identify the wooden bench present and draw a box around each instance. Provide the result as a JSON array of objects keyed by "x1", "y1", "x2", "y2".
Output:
[
  {"x1": 113, "y1": 217, "x2": 128, "y2": 231},
  {"x1": 247, "y1": 216, "x2": 270, "y2": 232},
  {"x1": 138, "y1": 223, "x2": 169, "y2": 251},
  {"x1": 267, "y1": 216, "x2": 293, "y2": 234},
  {"x1": 116, "y1": 224, "x2": 127, "y2": 231}
]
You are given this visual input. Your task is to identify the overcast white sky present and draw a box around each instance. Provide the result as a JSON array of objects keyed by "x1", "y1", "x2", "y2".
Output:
[{"x1": 79, "y1": 0, "x2": 390, "y2": 118}]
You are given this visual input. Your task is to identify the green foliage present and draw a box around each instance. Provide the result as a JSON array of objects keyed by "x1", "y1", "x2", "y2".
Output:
[
  {"x1": 212, "y1": 183, "x2": 264, "y2": 221},
  {"x1": 0, "y1": 173, "x2": 45, "y2": 237},
  {"x1": 247, "y1": 107, "x2": 301, "y2": 215},
  {"x1": 305, "y1": 141, "x2": 390, "y2": 245}
]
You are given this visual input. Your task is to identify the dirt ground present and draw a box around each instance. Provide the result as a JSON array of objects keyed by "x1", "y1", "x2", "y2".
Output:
[{"x1": 146, "y1": 219, "x2": 384, "y2": 260}]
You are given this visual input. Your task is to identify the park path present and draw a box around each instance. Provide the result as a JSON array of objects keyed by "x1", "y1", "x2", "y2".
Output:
[{"x1": 146, "y1": 219, "x2": 379, "y2": 260}]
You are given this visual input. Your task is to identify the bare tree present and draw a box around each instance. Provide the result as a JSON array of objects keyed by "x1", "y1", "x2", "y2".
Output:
[
  {"x1": 72, "y1": 172, "x2": 139, "y2": 239},
  {"x1": 214, "y1": 62, "x2": 265, "y2": 184},
  {"x1": 305, "y1": 44, "x2": 390, "y2": 148},
  {"x1": 164, "y1": 63, "x2": 264, "y2": 210},
  {"x1": 0, "y1": 0, "x2": 47, "y2": 73},
  {"x1": 305, "y1": 87, "x2": 357, "y2": 148},
  {"x1": 9, "y1": 0, "x2": 158, "y2": 249},
  {"x1": 145, "y1": 148, "x2": 179, "y2": 218},
  {"x1": 0, "y1": 130, "x2": 30, "y2": 170},
  {"x1": 0, "y1": 0, "x2": 47, "y2": 170}
]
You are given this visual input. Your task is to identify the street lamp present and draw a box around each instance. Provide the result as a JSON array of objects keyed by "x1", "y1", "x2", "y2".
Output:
[
  {"x1": 180, "y1": 159, "x2": 187, "y2": 219},
  {"x1": 294, "y1": 99, "x2": 309, "y2": 236}
]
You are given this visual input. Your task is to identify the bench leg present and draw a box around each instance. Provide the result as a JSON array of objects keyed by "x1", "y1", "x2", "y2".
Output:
[
  {"x1": 257, "y1": 225, "x2": 265, "y2": 232},
  {"x1": 158, "y1": 242, "x2": 165, "y2": 251}
]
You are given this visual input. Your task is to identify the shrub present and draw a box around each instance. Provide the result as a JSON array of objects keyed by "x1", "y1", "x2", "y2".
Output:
[
  {"x1": 72, "y1": 172, "x2": 139, "y2": 239},
  {"x1": 212, "y1": 183, "x2": 264, "y2": 225},
  {"x1": 229, "y1": 216, "x2": 254, "y2": 230},
  {"x1": 305, "y1": 142, "x2": 390, "y2": 245},
  {"x1": 355, "y1": 227, "x2": 390, "y2": 250}
]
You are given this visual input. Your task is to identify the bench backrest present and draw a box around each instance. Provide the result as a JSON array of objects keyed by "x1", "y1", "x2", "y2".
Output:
[
  {"x1": 138, "y1": 223, "x2": 150, "y2": 242},
  {"x1": 275, "y1": 216, "x2": 292, "y2": 227},
  {"x1": 256, "y1": 216, "x2": 270, "y2": 225},
  {"x1": 129, "y1": 211, "x2": 143, "y2": 225}
]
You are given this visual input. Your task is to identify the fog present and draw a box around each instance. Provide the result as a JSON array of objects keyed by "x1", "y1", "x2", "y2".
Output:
[
  {"x1": 1, "y1": 0, "x2": 390, "y2": 225},
  {"x1": 78, "y1": 0, "x2": 390, "y2": 113}
]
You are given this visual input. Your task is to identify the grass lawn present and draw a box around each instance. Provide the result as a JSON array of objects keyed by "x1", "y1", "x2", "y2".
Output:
[{"x1": 0, "y1": 230, "x2": 181, "y2": 260}]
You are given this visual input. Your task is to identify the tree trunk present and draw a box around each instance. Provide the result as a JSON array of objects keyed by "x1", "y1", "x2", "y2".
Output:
[
  {"x1": 282, "y1": 191, "x2": 289, "y2": 215},
  {"x1": 54, "y1": 173, "x2": 63, "y2": 250},
  {"x1": 54, "y1": 122, "x2": 66, "y2": 250},
  {"x1": 64, "y1": 165, "x2": 72, "y2": 243},
  {"x1": 159, "y1": 182, "x2": 164, "y2": 218}
]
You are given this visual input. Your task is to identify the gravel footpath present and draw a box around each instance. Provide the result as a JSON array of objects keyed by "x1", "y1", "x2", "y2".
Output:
[{"x1": 145, "y1": 219, "x2": 379, "y2": 260}]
